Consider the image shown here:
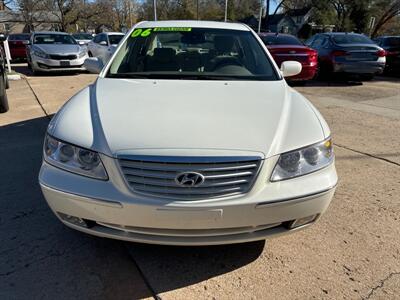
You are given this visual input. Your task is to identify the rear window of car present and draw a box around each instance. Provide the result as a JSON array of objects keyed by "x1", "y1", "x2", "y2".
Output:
[
  {"x1": 109, "y1": 35, "x2": 124, "y2": 45},
  {"x1": 332, "y1": 34, "x2": 373, "y2": 44},
  {"x1": 260, "y1": 35, "x2": 303, "y2": 46},
  {"x1": 8, "y1": 34, "x2": 30, "y2": 41},
  {"x1": 384, "y1": 37, "x2": 400, "y2": 47}
]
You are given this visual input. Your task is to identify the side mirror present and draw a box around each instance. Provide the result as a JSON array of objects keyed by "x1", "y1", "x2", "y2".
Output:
[
  {"x1": 99, "y1": 41, "x2": 107, "y2": 46},
  {"x1": 78, "y1": 41, "x2": 85, "y2": 45},
  {"x1": 280, "y1": 61, "x2": 302, "y2": 77},
  {"x1": 0, "y1": 34, "x2": 6, "y2": 42},
  {"x1": 84, "y1": 57, "x2": 104, "y2": 74}
]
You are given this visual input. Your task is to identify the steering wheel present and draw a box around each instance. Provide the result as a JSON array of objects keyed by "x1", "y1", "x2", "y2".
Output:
[{"x1": 210, "y1": 57, "x2": 243, "y2": 72}]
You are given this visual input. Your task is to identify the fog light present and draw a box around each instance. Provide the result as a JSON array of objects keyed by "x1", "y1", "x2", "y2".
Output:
[
  {"x1": 288, "y1": 215, "x2": 318, "y2": 229},
  {"x1": 58, "y1": 212, "x2": 88, "y2": 228}
]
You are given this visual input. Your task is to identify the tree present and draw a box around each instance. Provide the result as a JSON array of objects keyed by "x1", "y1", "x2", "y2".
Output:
[
  {"x1": 371, "y1": 0, "x2": 400, "y2": 37},
  {"x1": 13, "y1": 0, "x2": 45, "y2": 32}
]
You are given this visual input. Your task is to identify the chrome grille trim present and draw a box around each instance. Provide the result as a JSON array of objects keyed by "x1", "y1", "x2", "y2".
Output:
[{"x1": 117, "y1": 156, "x2": 263, "y2": 200}]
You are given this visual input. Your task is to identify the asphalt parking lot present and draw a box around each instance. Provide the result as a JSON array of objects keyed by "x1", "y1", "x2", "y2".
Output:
[{"x1": 1, "y1": 65, "x2": 399, "y2": 300}]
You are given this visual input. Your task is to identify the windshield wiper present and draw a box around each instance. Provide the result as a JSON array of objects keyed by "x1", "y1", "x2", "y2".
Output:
[
  {"x1": 175, "y1": 74, "x2": 238, "y2": 80},
  {"x1": 107, "y1": 73, "x2": 152, "y2": 79},
  {"x1": 107, "y1": 73, "x2": 253, "y2": 80}
]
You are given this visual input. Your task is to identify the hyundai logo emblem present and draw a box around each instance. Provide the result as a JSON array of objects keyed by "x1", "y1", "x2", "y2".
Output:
[{"x1": 175, "y1": 172, "x2": 205, "y2": 187}]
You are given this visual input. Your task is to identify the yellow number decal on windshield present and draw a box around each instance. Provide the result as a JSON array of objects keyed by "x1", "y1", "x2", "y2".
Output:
[
  {"x1": 131, "y1": 28, "x2": 153, "y2": 38},
  {"x1": 131, "y1": 29, "x2": 142, "y2": 37},
  {"x1": 141, "y1": 28, "x2": 152, "y2": 37}
]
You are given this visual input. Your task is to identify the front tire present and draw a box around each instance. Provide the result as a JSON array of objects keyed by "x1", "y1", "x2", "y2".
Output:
[{"x1": 0, "y1": 73, "x2": 9, "y2": 113}]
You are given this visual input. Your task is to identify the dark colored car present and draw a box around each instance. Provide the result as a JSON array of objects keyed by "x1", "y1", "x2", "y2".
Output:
[
  {"x1": 8, "y1": 33, "x2": 30, "y2": 61},
  {"x1": 0, "y1": 33, "x2": 9, "y2": 113},
  {"x1": 374, "y1": 36, "x2": 400, "y2": 74},
  {"x1": 305, "y1": 32, "x2": 386, "y2": 80},
  {"x1": 259, "y1": 33, "x2": 318, "y2": 82}
]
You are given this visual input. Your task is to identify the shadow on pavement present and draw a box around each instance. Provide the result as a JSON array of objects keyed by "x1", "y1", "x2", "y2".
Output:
[
  {"x1": 11, "y1": 63, "x2": 86, "y2": 77},
  {"x1": 0, "y1": 116, "x2": 264, "y2": 298},
  {"x1": 0, "y1": 117, "x2": 150, "y2": 300},
  {"x1": 126, "y1": 240, "x2": 265, "y2": 294}
]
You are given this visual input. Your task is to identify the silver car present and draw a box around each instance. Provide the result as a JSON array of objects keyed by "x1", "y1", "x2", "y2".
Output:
[
  {"x1": 87, "y1": 32, "x2": 124, "y2": 64},
  {"x1": 27, "y1": 32, "x2": 88, "y2": 74}
]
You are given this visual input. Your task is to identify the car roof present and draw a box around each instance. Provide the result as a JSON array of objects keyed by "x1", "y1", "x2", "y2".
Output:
[
  {"x1": 100, "y1": 32, "x2": 124, "y2": 36},
  {"x1": 258, "y1": 33, "x2": 295, "y2": 37},
  {"x1": 135, "y1": 20, "x2": 250, "y2": 31},
  {"x1": 378, "y1": 35, "x2": 400, "y2": 38},
  {"x1": 9, "y1": 33, "x2": 30, "y2": 36},
  {"x1": 323, "y1": 32, "x2": 365, "y2": 36},
  {"x1": 32, "y1": 31, "x2": 69, "y2": 35}
]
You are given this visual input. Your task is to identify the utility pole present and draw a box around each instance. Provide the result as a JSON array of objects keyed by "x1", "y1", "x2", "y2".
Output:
[
  {"x1": 197, "y1": 0, "x2": 199, "y2": 20},
  {"x1": 224, "y1": 0, "x2": 228, "y2": 22},
  {"x1": 258, "y1": 0, "x2": 263, "y2": 33},
  {"x1": 153, "y1": 0, "x2": 157, "y2": 21}
]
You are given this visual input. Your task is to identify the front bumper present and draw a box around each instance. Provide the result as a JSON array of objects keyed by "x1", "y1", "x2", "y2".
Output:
[
  {"x1": 31, "y1": 54, "x2": 88, "y2": 72},
  {"x1": 39, "y1": 155, "x2": 337, "y2": 246}
]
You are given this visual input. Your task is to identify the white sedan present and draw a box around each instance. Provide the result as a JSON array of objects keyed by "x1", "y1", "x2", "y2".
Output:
[{"x1": 39, "y1": 21, "x2": 337, "y2": 246}]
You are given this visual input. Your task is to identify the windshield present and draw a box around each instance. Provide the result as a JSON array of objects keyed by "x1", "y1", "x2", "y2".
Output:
[
  {"x1": 9, "y1": 34, "x2": 30, "y2": 41},
  {"x1": 260, "y1": 35, "x2": 302, "y2": 46},
  {"x1": 332, "y1": 34, "x2": 373, "y2": 44},
  {"x1": 109, "y1": 35, "x2": 124, "y2": 45},
  {"x1": 384, "y1": 37, "x2": 400, "y2": 47},
  {"x1": 72, "y1": 33, "x2": 93, "y2": 40},
  {"x1": 33, "y1": 34, "x2": 77, "y2": 45},
  {"x1": 107, "y1": 27, "x2": 278, "y2": 81}
]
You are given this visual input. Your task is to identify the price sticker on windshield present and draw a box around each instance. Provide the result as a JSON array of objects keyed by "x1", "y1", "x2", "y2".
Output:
[{"x1": 131, "y1": 27, "x2": 192, "y2": 38}]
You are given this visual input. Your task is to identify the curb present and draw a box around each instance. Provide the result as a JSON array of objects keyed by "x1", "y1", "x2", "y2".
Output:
[{"x1": 7, "y1": 74, "x2": 22, "y2": 81}]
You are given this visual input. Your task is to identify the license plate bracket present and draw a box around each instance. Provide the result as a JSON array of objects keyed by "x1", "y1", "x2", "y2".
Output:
[{"x1": 60, "y1": 60, "x2": 70, "y2": 66}]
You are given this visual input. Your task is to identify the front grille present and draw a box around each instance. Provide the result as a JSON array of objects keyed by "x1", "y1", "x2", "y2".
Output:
[
  {"x1": 49, "y1": 54, "x2": 77, "y2": 60},
  {"x1": 118, "y1": 156, "x2": 262, "y2": 200}
]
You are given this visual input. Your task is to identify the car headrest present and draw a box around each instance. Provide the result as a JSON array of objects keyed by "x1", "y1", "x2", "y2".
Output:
[
  {"x1": 214, "y1": 35, "x2": 235, "y2": 53},
  {"x1": 153, "y1": 48, "x2": 176, "y2": 62}
]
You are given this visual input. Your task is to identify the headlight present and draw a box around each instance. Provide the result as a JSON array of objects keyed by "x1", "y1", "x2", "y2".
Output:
[
  {"x1": 33, "y1": 49, "x2": 49, "y2": 59},
  {"x1": 271, "y1": 138, "x2": 334, "y2": 182},
  {"x1": 44, "y1": 134, "x2": 108, "y2": 180},
  {"x1": 78, "y1": 48, "x2": 87, "y2": 58}
]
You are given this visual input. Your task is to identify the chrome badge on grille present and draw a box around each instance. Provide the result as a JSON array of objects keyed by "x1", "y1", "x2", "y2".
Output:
[{"x1": 175, "y1": 172, "x2": 205, "y2": 187}]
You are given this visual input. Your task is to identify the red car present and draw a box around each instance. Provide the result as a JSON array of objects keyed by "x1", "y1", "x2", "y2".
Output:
[
  {"x1": 7, "y1": 33, "x2": 30, "y2": 61},
  {"x1": 259, "y1": 33, "x2": 318, "y2": 82}
]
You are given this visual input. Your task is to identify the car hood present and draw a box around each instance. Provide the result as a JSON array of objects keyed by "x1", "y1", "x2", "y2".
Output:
[
  {"x1": 34, "y1": 44, "x2": 81, "y2": 54},
  {"x1": 50, "y1": 78, "x2": 329, "y2": 158}
]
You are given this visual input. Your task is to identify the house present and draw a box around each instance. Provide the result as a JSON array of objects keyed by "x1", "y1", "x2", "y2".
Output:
[
  {"x1": 0, "y1": 1, "x2": 61, "y2": 34},
  {"x1": 264, "y1": 7, "x2": 313, "y2": 35}
]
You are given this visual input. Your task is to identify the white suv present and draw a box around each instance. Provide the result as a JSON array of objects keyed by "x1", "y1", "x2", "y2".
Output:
[{"x1": 39, "y1": 21, "x2": 337, "y2": 246}]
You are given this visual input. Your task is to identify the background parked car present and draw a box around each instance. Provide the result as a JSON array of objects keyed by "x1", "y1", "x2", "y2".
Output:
[
  {"x1": 7, "y1": 33, "x2": 30, "y2": 61},
  {"x1": 374, "y1": 36, "x2": 400, "y2": 75},
  {"x1": 0, "y1": 33, "x2": 9, "y2": 113},
  {"x1": 27, "y1": 32, "x2": 88, "y2": 75},
  {"x1": 306, "y1": 32, "x2": 386, "y2": 80},
  {"x1": 87, "y1": 32, "x2": 124, "y2": 64},
  {"x1": 259, "y1": 33, "x2": 318, "y2": 83},
  {"x1": 72, "y1": 33, "x2": 94, "y2": 45}
]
